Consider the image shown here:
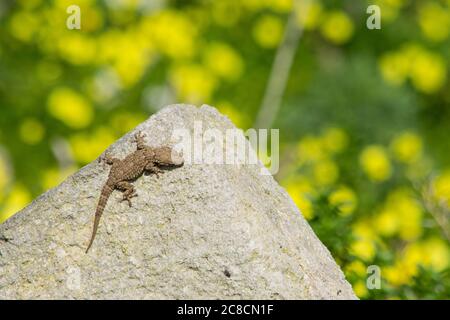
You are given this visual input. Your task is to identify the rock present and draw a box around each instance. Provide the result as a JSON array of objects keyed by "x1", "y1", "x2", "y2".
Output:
[{"x1": 0, "y1": 104, "x2": 356, "y2": 299}]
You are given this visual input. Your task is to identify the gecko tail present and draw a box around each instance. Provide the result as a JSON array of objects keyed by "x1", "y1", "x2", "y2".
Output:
[{"x1": 86, "y1": 184, "x2": 114, "y2": 253}]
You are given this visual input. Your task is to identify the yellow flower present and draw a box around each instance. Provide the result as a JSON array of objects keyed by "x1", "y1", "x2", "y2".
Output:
[
  {"x1": 0, "y1": 154, "x2": 12, "y2": 201},
  {"x1": 216, "y1": 101, "x2": 248, "y2": 129},
  {"x1": 211, "y1": 1, "x2": 242, "y2": 27},
  {"x1": 359, "y1": 145, "x2": 392, "y2": 182},
  {"x1": 285, "y1": 178, "x2": 315, "y2": 220},
  {"x1": 170, "y1": 64, "x2": 218, "y2": 104},
  {"x1": 380, "y1": 44, "x2": 447, "y2": 93},
  {"x1": 110, "y1": 112, "x2": 146, "y2": 135},
  {"x1": 0, "y1": 184, "x2": 31, "y2": 223},
  {"x1": 345, "y1": 260, "x2": 367, "y2": 277},
  {"x1": 379, "y1": 51, "x2": 409, "y2": 86},
  {"x1": 350, "y1": 220, "x2": 378, "y2": 260},
  {"x1": 384, "y1": 189, "x2": 423, "y2": 240},
  {"x1": 266, "y1": 0, "x2": 292, "y2": 13},
  {"x1": 70, "y1": 127, "x2": 116, "y2": 164},
  {"x1": 19, "y1": 118, "x2": 45, "y2": 145},
  {"x1": 418, "y1": 2, "x2": 450, "y2": 42},
  {"x1": 297, "y1": 136, "x2": 326, "y2": 163},
  {"x1": 329, "y1": 185, "x2": 358, "y2": 216},
  {"x1": 409, "y1": 49, "x2": 447, "y2": 94},
  {"x1": 313, "y1": 159, "x2": 339, "y2": 187},
  {"x1": 373, "y1": 208, "x2": 399, "y2": 236},
  {"x1": 252, "y1": 15, "x2": 284, "y2": 49},
  {"x1": 42, "y1": 166, "x2": 77, "y2": 191},
  {"x1": 17, "y1": 0, "x2": 42, "y2": 9},
  {"x1": 320, "y1": 10, "x2": 354, "y2": 45},
  {"x1": 9, "y1": 11, "x2": 40, "y2": 42},
  {"x1": 47, "y1": 87, "x2": 93, "y2": 129},
  {"x1": 204, "y1": 42, "x2": 244, "y2": 81},
  {"x1": 390, "y1": 131, "x2": 423, "y2": 164},
  {"x1": 421, "y1": 237, "x2": 450, "y2": 271},
  {"x1": 350, "y1": 238, "x2": 376, "y2": 261},
  {"x1": 295, "y1": 1, "x2": 323, "y2": 30},
  {"x1": 145, "y1": 10, "x2": 197, "y2": 59},
  {"x1": 322, "y1": 127, "x2": 349, "y2": 154},
  {"x1": 373, "y1": 0, "x2": 407, "y2": 22},
  {"x1": 58, "y1": 33, "x2": 96, "y2": 65},
  {"x1": 353, "y1": 281, "x2": 369, "y2": 298},
  {"x1": 384, "y1": 262, "x2": 413, "y2": 286},
  {"x1": 433, "y1": 170, "x2": 450, "y2": 206}
]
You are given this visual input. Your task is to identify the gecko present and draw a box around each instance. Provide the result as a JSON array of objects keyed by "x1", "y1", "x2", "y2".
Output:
[{"x1": 85, "y1": 131, "x2": 184, "y2": 253}]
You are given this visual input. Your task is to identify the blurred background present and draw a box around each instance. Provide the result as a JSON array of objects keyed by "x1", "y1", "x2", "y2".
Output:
[{"x1": 0, "y1": 0, "x2": 449, "y2": 299}]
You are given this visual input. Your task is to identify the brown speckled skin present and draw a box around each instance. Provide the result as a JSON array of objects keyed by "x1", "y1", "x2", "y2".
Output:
[{"x1": 86, "y1": 132, "x2": 183, "y2": 253}]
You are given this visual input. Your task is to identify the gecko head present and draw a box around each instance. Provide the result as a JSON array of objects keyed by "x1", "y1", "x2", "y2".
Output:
[{"x1": 155, "y1": 146, "x2": 184, "y2": 167}]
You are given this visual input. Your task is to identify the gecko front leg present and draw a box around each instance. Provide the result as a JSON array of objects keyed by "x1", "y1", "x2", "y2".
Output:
[
  {"x1": 116, "y1": 181, "x2": 137, "y2": 207},
  {"x1": 145, "y1": 163, "x2": 163, "y2": 178}
]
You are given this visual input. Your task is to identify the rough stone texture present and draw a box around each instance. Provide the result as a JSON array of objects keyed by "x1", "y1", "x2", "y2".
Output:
[{"x1": 0, "y1": 104, "x2": 356, "y2": 299}]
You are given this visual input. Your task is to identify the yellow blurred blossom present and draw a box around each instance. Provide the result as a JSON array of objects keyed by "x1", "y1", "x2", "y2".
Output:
[
  {"x1": 390, "y1": 131, "x2": 423, "y2": 164},
  {"x1": 379, "y1": 51, "x2": 410, "y2": 86},
  {"x1": 98, "y1": 31, "x2": 153, "y2": 87},
  {"x1": 384, "y1": 188, "x2": 423, "y2": 240},
  {"x1": 433, "y1": 170, "x2": 450, "y2": 206},
  {"x1": 212, "y1": 1, "x2": 242, "y2": 27},
  {"x1": 58, "y1": 33, "x2": 96, "y2": 65},
  {"x1": 380, "y1": 44, "x2": 447, "y2": 93},
  {"x1": 266, "y1": 0, "x2": 292, "y2": 13},
  {"x1": 0, "y1": 154, "x2": 12, "y2": 201},
  {"x1": 252, "y1": 15, "x2": 284, "y2": 49},
  {"x1": 353, "y1": 220, "x2": 378, "y2": 241},
  {"x1": 9, "y1": 11, "x2": 40, "y2": 42},
  {"x1": 418, "y1": 2, "x2": 450, "y2": 42},
  {"x1": 19, "y1": 118, "x2": 45, "y2": 145},
  {"x1": 110, "y1": 112, "x2": 146, "y2": 135},
  {"x1": 47, "y1": 87, "x2": 93, "y2": 129},
  {"x1": 0, "y1": 184, "x2": 31, "y2": 223},
  {"x1": 70, "y1": 127, "x2": 116, "y2": 164},
  {"x1": 204, "y1": 42, "x2": 244, "y2": 81},
  {"x1": 297, "y1": 135, "x2": 326, "y2": 163},
  {"x1": 359, "y1": 145, "x2": 392, "y2": 182},
  {"x1": 145, "y1": 10, "x2": 197, "y2": 59},
  {"x1": 295, "y1": 1, "x2": 323, "y2": 30},
  {"x1": 285, "y1": 178, "x2": 315, "y2": 220},
  {"x1": 384, "y1": 261, "x2": 413, "y2": 286},
  {"x1": 420, "y1": 237, "x2": 450, "y2": 271},
  {"x1": 386, "y1": 237, "x2": 450, "y2": 287},
  {"x1": 350, "y1": 221, "x2": 377, "y2": 261},
  {"x1": 329, "y1": 185, "x2": 358, "y2": 216},
  {"x1": 42, "y1": 166, "x2": 77, "y2": 191},
  {"x1": 216, "y1": 101, "x2": 248, "y2": 128},
  {"x1": 170, "y1": 64, "x2": 218, "y2": 104},
  {"x1": 320, "y1": 10, "x2": 354, "y2": 45},
  {"x1": 313, "y1": 159, "x2": 339, "y2": 186},
  {"x1": 17, "y1": 0, "x2": 42, "y2": 9},
  {"x1": 350, "y1": 238, "x2": 376, "y2": 261},
  {"x1": 379, "y1": 44, "x2": 447, "y2": 94},
  {"x1": 409, "y1": 49, "x2": 447, "y2": 94},
  {"x1": 322, "y1": 127, "x2": 348, "y2": 154},
  {"x1": 353, "y1": 281, "x2": 369, "y2": 298},
  {"x1": 345, "y1": 260, "x2": 367, "y2": 277},
  {"x1": 373, "y1": 208, "x2": 399, "y2": 237},
  {"x1": 373, "y1": 0, "x2": 407, "y2": 22}
]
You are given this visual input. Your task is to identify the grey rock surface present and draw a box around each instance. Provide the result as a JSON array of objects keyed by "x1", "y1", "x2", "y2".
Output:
[{"x1": 0, "y1": 104, "x2": 356, "y2": 299}]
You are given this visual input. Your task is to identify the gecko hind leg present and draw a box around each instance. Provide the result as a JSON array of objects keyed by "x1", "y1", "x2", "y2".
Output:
[
  {"x1": 116, "y1": 181, "x2": 137, "y2": 207},
  {"x1": 145, "y1": 163, "x2": 163, "y2": 178}
]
